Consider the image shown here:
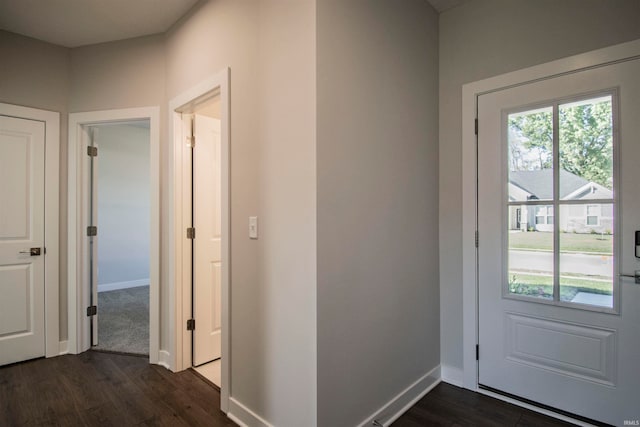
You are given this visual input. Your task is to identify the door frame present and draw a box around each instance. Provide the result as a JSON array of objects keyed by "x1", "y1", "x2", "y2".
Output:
[
  {"x1": 0, "y1": 102, "x2": 60, "y2": 358},
  {"x1": 67, "y1": 106, "x2": 160, "y2": 362},
  {"x1": 168, "y1": 68, "x2": 230, "y2": 412},
  {"x1": 461, "y1": 39, "x2": 640, "y2": 414}
]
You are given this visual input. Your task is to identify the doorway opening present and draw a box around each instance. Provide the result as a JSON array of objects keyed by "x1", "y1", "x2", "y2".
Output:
[
  {"x1": 183, "y1": 96, "x2": 222, "y2": 385},
  {"x1": 67, "y1": 107, "x2": 160, "y2": 363},
  {"x1": 170, "y1": 68, "x2": 230, "y2": 410},
  {"x1": 88, "y1": 121, "x2": 151, "y2": 356}
]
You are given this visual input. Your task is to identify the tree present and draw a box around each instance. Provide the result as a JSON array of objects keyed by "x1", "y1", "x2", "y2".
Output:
[
  {"x1": 509, "y1": 109, "x2": 553, "y2": 171},
  {"x1": 508, "y1": 99, "x2": 613, "y2": 189}
]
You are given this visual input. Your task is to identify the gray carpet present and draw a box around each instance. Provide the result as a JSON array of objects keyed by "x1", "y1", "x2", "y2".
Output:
[{"x1": 94, "y1": 286, "x2": 149, "y2": 355}]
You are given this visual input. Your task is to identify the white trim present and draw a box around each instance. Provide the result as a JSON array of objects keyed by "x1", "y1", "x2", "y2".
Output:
[
  {"x1": 462, "y1": 39, "x2": 640, "y2": 391},
  {"x1": 98, "y1": 278, "x2": 149, "y2": 292},
  {"x1": 357, "y1": 365, "x2": 441, "y2": 427},
  {"x1": 168, "y1": 68, "x2": 231, "y2": 413},
  {"x1": 440, "y1": 364, "x2": 464, "y2": 388},
  {"x1": 67, "y1": 106, "x2": 160, "y2": 365},
  {"x1": 0, "y1": 102, "x2": 60, "y2": 360},
  {"x1": 58, "y1": 340, "x2": 68, "y2": 355},
  {"x1": 227, "y1": 398, "x2": 273, "y2": 427},
  {"x1": 158, "y1": 350, "x2": 171, "y2": 370}
]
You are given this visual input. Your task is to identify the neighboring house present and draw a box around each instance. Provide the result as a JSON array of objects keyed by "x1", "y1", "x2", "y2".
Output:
[{"x1": 508, "y1": 169, "x2": 613, "y2": 233}]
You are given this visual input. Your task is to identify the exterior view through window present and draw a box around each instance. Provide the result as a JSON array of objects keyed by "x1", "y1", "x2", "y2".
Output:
[{"x1": 506, "y1": 95, "x2": 615, "y2": 308}]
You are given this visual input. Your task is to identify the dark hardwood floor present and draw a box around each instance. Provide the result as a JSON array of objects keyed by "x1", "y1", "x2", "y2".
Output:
[
  {"x1": 1, "y1": 352, "x2": 574, "y2": 427},
  {"x1": 0, "y1": 351, "x2": 235, "y2": 426},
  {"x1": 393, "y1": 383, "x2": 574, "y2": 427}
]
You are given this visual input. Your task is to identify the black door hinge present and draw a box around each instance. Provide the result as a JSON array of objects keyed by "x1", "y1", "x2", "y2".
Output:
[
  {"x1": 87, "y1": 226, "x2": 97, "y2": 237},
  {"x1": 474, "y1": 118, "x2": 478, "y2": 135},
  {"x1": 87, "y1": 305, "x2": 97, "y2": 317},
  {"x1": 476, "y1": 344, "x2": 479, "y2": 361},
  {"x1": 187, "y1": 227, "x2": 195, "y2": 239},
  {"x1": 187, "y1": 319, "x2": 195, "y2": 331},
  {"x1": 87, "y1": 146, "x2": 98, "y2": 157}
]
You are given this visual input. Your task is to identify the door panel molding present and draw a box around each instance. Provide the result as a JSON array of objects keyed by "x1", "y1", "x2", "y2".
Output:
[
  {"x1": 504, "y1": 312, "x2": 616, "y2": 386},
  {"x1": 0, "y1": 102, "x2": 59, "y2": 360}
]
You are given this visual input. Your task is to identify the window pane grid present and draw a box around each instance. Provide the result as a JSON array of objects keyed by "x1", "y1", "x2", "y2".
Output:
[{"x1": 506, "y1": 94, "x2": 615, "y2": 308}]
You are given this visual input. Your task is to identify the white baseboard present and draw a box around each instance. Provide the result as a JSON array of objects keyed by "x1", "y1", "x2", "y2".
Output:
[
  {"x1": 228, "y1": 397, "x2": 273, "y2": 427},
  {"x1": 157, "y1": 350, "x2": 171, "y2": 370},
  {"x1": 58, "y1": 340, "x2": 69, "y2": 355},
  {"x1": 440, "y1": 364, "x2": 464, "y2": 388},
  {"x1": 357, "y1": 364, "x2": 441, "y2": 427},
  {"x1": 98, "y1": 278, "x2": 149, "y2": 293}
]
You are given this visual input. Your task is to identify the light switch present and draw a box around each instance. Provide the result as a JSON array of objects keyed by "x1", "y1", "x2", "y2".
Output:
[{"x1": 249, "y1": 216, "x2": 258, "y2": 239}]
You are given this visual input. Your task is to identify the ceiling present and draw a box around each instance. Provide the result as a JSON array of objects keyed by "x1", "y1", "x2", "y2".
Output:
[
  {"x1": 0, "y1": 0, "x2": 199, "y2": 48},
  {"x1": 426, "y1": 0, "x2": 471, "y2": 13},
  {"x1": 0, "y1": 0, "x2": 469, "y2": 49}
]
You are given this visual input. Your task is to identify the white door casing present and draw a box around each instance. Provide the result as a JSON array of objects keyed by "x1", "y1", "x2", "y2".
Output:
[
  {"x1": 170, "y1": 67, "x2": 230, "y2": 412},
  {"x1": 477, "y1": 58, "x2": 640, "y2": 425},
  {"x1": 67, "y1": 107, "x2": 160, "y2": 362},
  {"x1": 0, "y1": 116, "x2": 45, "y2": 366},
  {"x1": 193, "y1": 114, "x2": 222, "y2": 366}
]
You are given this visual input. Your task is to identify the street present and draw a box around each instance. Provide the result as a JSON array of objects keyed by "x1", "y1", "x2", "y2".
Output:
[{"x1": 508, "y1": 249, "x2": 613, "y2": 278}]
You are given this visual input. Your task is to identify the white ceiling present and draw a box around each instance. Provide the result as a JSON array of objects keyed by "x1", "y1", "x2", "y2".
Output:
[
  {"x1": 426, "y1": 0, "x2": 471, "y2": 13},
  {"x1": 0, "y1": 0, "x2": 199, "y2": 48},
  {"x1": 0, "y1": 0, "x2": 469, "y2": 48}
]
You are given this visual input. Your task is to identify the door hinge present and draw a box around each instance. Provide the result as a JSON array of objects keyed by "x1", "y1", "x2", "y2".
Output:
[
  {"x1": 87, "y1": 226, "x2": 98, "y2": 237},
  {"x1": 186, "y1": 135, "x2": 195, "y2": 148},
  {"x1": 474, "y1": 118, "x2": 478, "y2": 135},
  {"x1": 475, "y1": 230, "x2": 479, "y2": 248},
  {"x1": 87, "y1": 305, "x2": 97, "y2": 317},
  {"x1": 87, "y1": 146, "x2": 98, "y2": 157},
  {"x1": 186, "y1": 319, "x2": 195, "y2": 331},
  {"x1": 187, "y1": 227, "x2": 195, "y2": 239},
  {"x1": 476, "y1": 344, "x2": 479, "y2": 361}
]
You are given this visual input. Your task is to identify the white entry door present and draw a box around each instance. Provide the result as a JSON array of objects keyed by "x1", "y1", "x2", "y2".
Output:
[
  {"x1": 193, "y1": 114, "x2": 222, "y2": 366},
  {"x1": 478, "y1": 58, "x2": 640, "y2": 425},
  {"x1": 0, "y1": 115, "x2": 45, "y2": 366}
]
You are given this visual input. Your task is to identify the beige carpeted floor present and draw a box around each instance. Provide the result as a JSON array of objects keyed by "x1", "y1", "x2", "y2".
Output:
[{"x1": 94, "y1": 286, "x2": 149, "y2": 355}]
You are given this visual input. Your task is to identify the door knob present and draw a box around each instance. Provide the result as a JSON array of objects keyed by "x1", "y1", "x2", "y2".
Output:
[{"x1": 19, "y1": 248, "x2": 41, "y2": 256}]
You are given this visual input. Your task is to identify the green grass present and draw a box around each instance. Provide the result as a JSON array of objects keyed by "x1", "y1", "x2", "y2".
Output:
[
  {"x1": 509, "y1": 231, "x2": 613, "y2": 254},
  {"x1": 508, "y1": 272, "x2": 612, "y2": 301}
]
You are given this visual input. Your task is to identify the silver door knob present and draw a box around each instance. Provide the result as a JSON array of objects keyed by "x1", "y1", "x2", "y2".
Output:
[{"x1": 19, "y1": 248, "x2": 41, "y2": 256}]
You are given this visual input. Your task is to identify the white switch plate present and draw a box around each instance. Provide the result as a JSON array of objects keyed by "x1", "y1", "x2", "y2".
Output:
[{"x1": 249, "y1": 216, "x2": 258, "y2": 239}]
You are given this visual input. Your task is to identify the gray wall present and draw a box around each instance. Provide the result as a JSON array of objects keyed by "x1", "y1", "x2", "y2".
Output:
[
  {"x1": 0, "y1": 30, "x2": 70, "y2": 339},
  {"x1": 317, "y1": 1, "x2": 440, "y2": 426},
  {"x1": 167, "y1": 1, "x2": 317, "y2": 425},
  {"x1": 96, "y1": 124, "x2": 150, "y2": 287},
  {"x1": 439, "y1": 0, "x2": 640, "y2": 373},
  {"x1": 69, "y1": 35, "x2": 165, "y2": 113}
]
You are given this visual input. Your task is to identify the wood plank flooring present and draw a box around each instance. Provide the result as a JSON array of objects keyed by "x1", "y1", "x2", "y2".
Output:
[
  {"x1": 393, "y1": 382, "x2": 574, "y2": 427},
  {"x1": 1, "y1": 352, "x2": 575, "y2": 426},
  {"x1": 0, "y1": 351, "x2": 235, "y2": 427}
]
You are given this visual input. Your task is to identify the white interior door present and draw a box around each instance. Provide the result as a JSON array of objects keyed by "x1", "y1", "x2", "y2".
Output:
[
  {"x1": 0, "y1": 115, "x2": 45, "y2": 366},
  {"x1": 478, "y1": 58, "x2": 640, "y2": 425},
  {"x1": 193, "y1": 114, "x2": 222, "y2": 366},
  {"x1": 87, "y1": 129, "x2": 99, "y2": 347}
]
